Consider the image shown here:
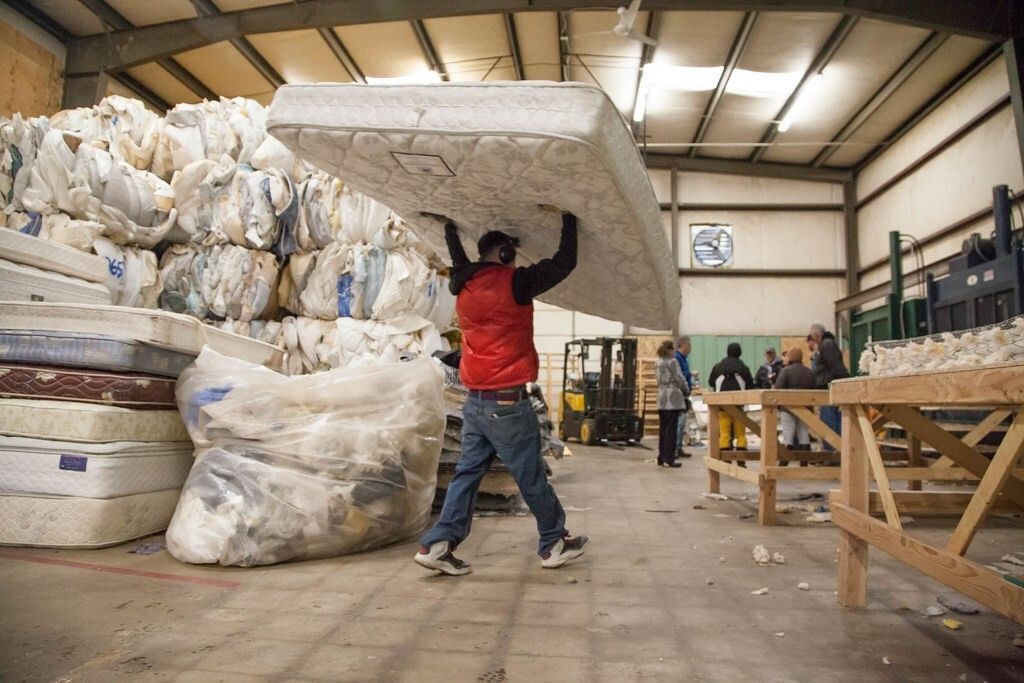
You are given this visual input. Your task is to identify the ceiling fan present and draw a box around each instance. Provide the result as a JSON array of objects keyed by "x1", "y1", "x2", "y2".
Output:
[{"x1": 564, "y1": 0, "x2": 658, "y2": 47}]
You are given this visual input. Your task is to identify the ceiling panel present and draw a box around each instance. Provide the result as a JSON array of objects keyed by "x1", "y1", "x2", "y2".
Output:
[
  {"x1": 762, "y1": 19, "x2": 931, "y2": 165},
  {"x1": 213, "y1": 0, "x2": 291, "y2": 10},
  {"x1": 334, "y1": 21, "x2": 430, "y2": 80},
  {"x1": 565, "y1": 11, "x2": 646, "y2": 115},
  {"x1": 825, "y1": 35, "x2": 993, "y2": 167},
  {"x1": 124, "y1": 63, "x2": 203, "y2": 106},
  {"x1": 514, "y1": 12, "x2": 561, "y2": 82},
  {"x1": 247, "y1": 29, "x2": 354, "y2": 84},
  {"x1": 173, "y1": 41, "x2": 274, "y2": 100},
  {"x1": 702, "y1": 12, "x2": 843, "y2": 159},
  {"x1": 106, "y1": 0, "x2": 195, "y2": 25},
  {"x1": 644, "y1": 11, "x2": 746, "y2": 147},
  {"x1": 31, "y1": 0, "x2": 105, "y2": 36},
  {"x1": 423, "y1": 14, "x2": 509, "y2": 82}
]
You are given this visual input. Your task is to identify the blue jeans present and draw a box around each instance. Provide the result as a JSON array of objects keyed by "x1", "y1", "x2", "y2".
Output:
[
  {"x1": 420, "y1": 394, "x2": 568, "y2": 556},
  {"x1": 676, "y1": 411, "x2": 688, "y2": 449},
  {"x1": 820, "y1": 405, "x2": 842, "y2": 452}
]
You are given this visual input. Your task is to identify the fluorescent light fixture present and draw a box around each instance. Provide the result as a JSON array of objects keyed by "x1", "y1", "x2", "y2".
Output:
[
  {"x1": 634, "y1": 63, "x2": 725, "y2": 122},
  {"x1": 777, "y1": 73, "x2": 824, "y2": 133},
  {"x1": 365, "y1": 70, "x2": 442, "y2": 85}
]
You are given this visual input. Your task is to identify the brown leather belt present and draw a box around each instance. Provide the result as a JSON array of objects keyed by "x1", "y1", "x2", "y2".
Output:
[{"x1": 468, "y1": 385, "x2": 528, "y2": 401}]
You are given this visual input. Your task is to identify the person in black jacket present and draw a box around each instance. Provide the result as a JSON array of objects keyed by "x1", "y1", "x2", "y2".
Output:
[
  {"x1": 708, "y1": 343, "x2": 755, "y2": 450},
  {"x1": 809, "y1": 323, "x2": 850, "y2": 451},
  {"x1": 754, "y1": 347, "x2": 784, "y2": 389}
]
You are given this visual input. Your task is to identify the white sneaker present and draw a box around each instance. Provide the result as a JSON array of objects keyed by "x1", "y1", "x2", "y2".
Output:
[
  {"x1": 540, "y1": 535, "x2": 589, "y2": 569},
  {"x1": 414, "y1": 541, "x2": 472, "y2": 576}
]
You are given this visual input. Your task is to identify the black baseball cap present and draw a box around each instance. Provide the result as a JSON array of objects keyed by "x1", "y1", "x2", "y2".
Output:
[{"x1": 477, "y1": 230, "x2": 520, "y2": 259}]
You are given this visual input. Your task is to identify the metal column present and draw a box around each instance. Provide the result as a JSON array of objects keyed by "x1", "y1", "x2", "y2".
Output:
[
  {"x1": 1005, "y1": 35, "x2": 1024, "y2": 175},
  {"x1": 670, "y1": 166, "x2": 680, "y2": 336}
]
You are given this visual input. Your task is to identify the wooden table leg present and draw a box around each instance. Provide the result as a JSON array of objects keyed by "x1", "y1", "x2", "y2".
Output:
[
  {"x1": 907, "y1": 435, "x2": 922, "y2": 491},
  {"x1": 759, "y1": 406, "x2": 779, "y2": 525},
  {"x1": 838, "y1": 404, "x2": 869, "y2": 608},
  {"x1": 708, "y1": 405, "x2": 721, "y2": 493}
]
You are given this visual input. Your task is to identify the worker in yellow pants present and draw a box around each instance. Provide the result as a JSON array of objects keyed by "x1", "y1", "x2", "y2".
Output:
[{"x1": 717, "y1": 410, "x2": 748, "y2": 450}]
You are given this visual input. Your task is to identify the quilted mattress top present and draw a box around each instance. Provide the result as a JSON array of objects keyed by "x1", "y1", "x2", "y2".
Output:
[
  {"x1": 267, "y1": 81, "x2": 680, "y2": 329},
  {"x1": 0, "y1": 228, "x2": 109, "y2": 283}
]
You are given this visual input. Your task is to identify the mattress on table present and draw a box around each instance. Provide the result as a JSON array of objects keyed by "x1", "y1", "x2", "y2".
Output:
[
  {"x1": 0, "y1": 363, "x2": 177, "y2": 408},
  {"x1": 0, "y1": 398, "x2": 188, "y2": 443},
  {"x1": 0, "y1": 258, "x2": 112, "y2": 305},
  {"x1": 0, "y1": 331, "x2": 193, "y2": 377},
  {"x1": 0, "y1": 436, "x2": 192, "y2": 498},
  {"x1": 0, "y1": 488, "x2": 181, "y2": 548},
  {"x1": 267, "y1": 81, "x2": 680, "y2": 330},
  {"x1": 0, "y1": 302, "x2": 284, "y2": 370},
  {"x1": 0, "y1": 228, "x2": 109, "y2": 283}
]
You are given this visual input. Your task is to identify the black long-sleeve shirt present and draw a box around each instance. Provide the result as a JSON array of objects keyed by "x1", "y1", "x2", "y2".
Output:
[{"x1": 445, "y1": 213, "x2": 578, "y2": 304}]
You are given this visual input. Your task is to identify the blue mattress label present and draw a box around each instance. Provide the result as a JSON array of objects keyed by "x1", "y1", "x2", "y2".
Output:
[{"x1": 59, "y1": 455, "x2": 87, "y2": 472}]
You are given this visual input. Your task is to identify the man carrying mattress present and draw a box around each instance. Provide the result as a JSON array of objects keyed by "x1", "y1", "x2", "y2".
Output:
[{"x1": 415, "y1": 207, "x2": 589, "y2": 576}]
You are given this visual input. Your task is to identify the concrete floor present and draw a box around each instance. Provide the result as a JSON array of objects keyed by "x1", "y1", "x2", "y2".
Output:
[{"x1": 1, "y1": 443, "x2": 1022, "y2": 682}]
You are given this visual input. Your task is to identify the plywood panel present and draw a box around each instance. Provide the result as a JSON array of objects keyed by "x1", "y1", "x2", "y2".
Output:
[
  {"x1": 514, "y1": 12, "x2": 560, "y2": 82},
  {"x1": 247, "y1": 30, "x2": 354, "y2": 84},
  {"x1": 334, "y1": 21, "x2": 430, "y2": 80},
  {"x1": 826, "y1": 36, "x2": 991, "y2": 168},
  {"x1": 106, "y1": 0, "x2": 194, "y2": 25},
  {"x1": 0, "y1": 20, "x2": 62, "y2": 118},
  {"x1": 173, "y1": 41, "x2": 274, "y2": 100},
  {"x1": 857, "y1": 58, "x2": 1010, "y2": 199},
  {"x1": 762, "y1": 19, "x2": 930, "y2": 165},
  {"x1": 124, "y1": 63, "x2": 203, "y2": 106},
  {"x1": 702, "y1": 12, "x2": 841, "y2": 160}
]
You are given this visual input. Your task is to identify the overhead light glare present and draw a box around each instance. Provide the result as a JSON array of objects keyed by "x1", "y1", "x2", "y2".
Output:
[
  {"x1": 365, "y1": 70, "x2": 442, "y2": 85},
  {"x1": 726, "y1": 69, "x2": 802, "y2": 98},
  {"x1": 777, "y1": 73, "x2": 825, "y2": 133}
]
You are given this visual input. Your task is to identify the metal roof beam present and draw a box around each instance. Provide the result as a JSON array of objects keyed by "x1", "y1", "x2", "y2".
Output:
[
  {"x1": 111, "y1": 73, "x2": 171, "y2": 112},
  {"x1": 189, "y1": 0, "x2": 285, "y2": 88},
  {"x1": 749, "y1": 15, "x2": 856, "y2": 163},
  {"x1": 557, "y1": 12, "x2": 569, "y2": 82},
  {"x1": 6, "y1": 0, "x2": 71, "y2": 43},
  {"x1": 504, "y1": 14, "x2": 524, "y2": 81},
  {"x1": 690, "y1": 11, "x2": 757, "y2": 158},
  {"x1": 318, "y1": 27, "x2": 366, "y2": 83},
  {"x1": 645, "y1": 152, "x2": 852, "y2": 184},
  {"x1": 629, "y1": 10, "x2": 660, "y2": 128},
  {"x1": 410, "y1": 19, "x2": 448, "y2": 81},
  {"x1": 63, "y1": 1, "x2": 1012, "y2": 78},
  {"x1": 811, "y1": 31, "x2": 947, "y2": 167}
]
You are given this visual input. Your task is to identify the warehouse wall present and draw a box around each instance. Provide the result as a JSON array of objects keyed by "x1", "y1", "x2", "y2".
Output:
[
  {"x1": 856, "y1": 57, "x2": 1024, "y2": 292},
  {"x1": 0, "y1": 8, "x2": 64, "y2": 118}
]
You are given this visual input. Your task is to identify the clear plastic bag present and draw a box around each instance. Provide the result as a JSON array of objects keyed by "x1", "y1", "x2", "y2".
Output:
[{"x1": 166, "y1": 347, "x2": 444, "y2": 566}]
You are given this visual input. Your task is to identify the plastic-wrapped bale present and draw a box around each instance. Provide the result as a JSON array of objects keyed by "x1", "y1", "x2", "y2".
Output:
[
  {"x1": 294, "y1": 173, "x2": 343, "y2": 252},
  {"x1": 297, "y1": 242, "x2": 355, "y2": 320},
  {"x1": 151, "y1": 98, "x2": 267, "y2": 181},
  {"x1": 91, "y1": 237, "x2": 161, "y2": 308},
  {"x1": 20, "y1": 129, "x2": 177, "y2": 248},
  {"x1": 1, "y1": 115, "x2": 48, "y2": 212},
  {"x1": 159, "y1": 243, "x2": 279, "y2": 322},
  {"x1": 166, "y1": 348, "x2": 444, "y2": 566},
  {"x1": 49, "y1": 95, "x2": 162, "y2": 171},
  {"x1": 216, "y1": 318, "x2": 284, "y2": 346},
  {"x1": 277, "y1": 251, "x2": 316, "y2": 315},
  {"x1": 339, "y1": 184, "x2": 392, "y2": 245}
]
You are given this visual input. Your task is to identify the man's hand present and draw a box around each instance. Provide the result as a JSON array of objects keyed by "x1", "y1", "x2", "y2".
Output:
[
  {"x1": 537, "y1": 204, "x2": 561, "y2": 213},
  {"x1": 420, "y1": 211, "x2": 451, "y2": 224}
]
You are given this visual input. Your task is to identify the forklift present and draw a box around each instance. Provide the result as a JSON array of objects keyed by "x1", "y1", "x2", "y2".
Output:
[{"x1": 560, "y1": 337, "x2": 645, "y2": 446}]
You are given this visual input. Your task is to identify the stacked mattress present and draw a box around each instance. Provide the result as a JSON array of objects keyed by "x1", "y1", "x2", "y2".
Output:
[
  {"x1": 0, "y1": 303, "x2": 283, "y2": 548},
  {"x1": 0, "y1": 228, "x2": 112, "y2": 305}
]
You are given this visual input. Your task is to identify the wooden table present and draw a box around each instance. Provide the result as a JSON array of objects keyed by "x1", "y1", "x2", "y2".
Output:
[
  {"x1": 704, "y1": 389, "x2": 840, "y2": 525},
  {"x1": 832, "y1": 364, "x2": 1024, "y2": 625}
]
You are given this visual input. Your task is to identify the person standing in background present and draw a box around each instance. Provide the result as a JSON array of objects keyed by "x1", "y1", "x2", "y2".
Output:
[
  {"x1": 754, "y1": 347, "x2": 784, "y2": 389},
  {"x1": 674, "y1": 336, "x2": 693, "y2": 458},
  {"x1": 774, "y1": 348, "x2": 816, "y2": 453},
  {"x1": 656, "y1": 340, "x2": 689, "y2": 468},
  {"x1": 708, "y1": 343, "x2": 755, "y2": 451},
  {"x1": 808, "y1": 323, "x2": 849, "y2": 452}
]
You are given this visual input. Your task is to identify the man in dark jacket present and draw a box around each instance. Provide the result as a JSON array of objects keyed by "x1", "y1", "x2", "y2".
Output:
[
  {"x1": 754, "y1": 346, "x2": 784, "y2": 389},
  {"x1": 708, "y1": 343, "x2": 755, "y2": 450},
  {"x1": 774, "y1": 348, "x2": 817, "y2": 454},
  {"x1": 415, "y1": 208, "x2": 588, "y2": 576},
  {"x1": 809, "y1": 323, "x2": 849, "y2": 451}
]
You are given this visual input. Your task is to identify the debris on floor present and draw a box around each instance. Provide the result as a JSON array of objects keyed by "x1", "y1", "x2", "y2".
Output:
[
  {"x1": 568, "y1": 576, "x2": 578, "y2": 584},
  {"x1": 806, "y1": 510, "x2": 832, "y2": 523},
  {"x1": 644, "y1": 509, "x2": 680, "y2": 513},
  {"x1": 882, "y1": 657, "x2": 891, "y2": 666},
  {"x1": 751, "y1": 588, "x2": 769, "y2": 596},
  {"x1": 921, "y1": 605, "x2": 947, "y2": 617},
  {"x1": 797, "y1": 582, "x2": 810, "y2": 591},
  {"x1": 692, "y1": 504, "x2": 707, "y2": 510},
  {"x1": 705, "y1": 578, "x2": 714, "y2": 586},
  {"x1": 563, "y1": 506, "x2": 591, "y2": 512},
  {"x1": 753, "y1": 544, "x2": 771, "y2": 565},
  {"x1": 774, "y1": 632, "x2": 785, "y2": 638},
  {"x1": 1001, "y1": 553, "x2": 1024, "y2": 566},
  {"x1": 942, "y1": 618, "x2": 963, "y2": 631},
  {"x1": 128, "y1": 542, "x2": 165, "y2": 555},
  {"x1": 898, "y1": 515, "x2": 915, "y2": 525},
  {"x1": 738, "y1": 512, "x2": 754, "y2": 520},
  {"x1": 792, "y1": 493, "x2": 825, "y2": 501},
  {"x1": 771, "y1": 552, "x2": 786, "y2": 565},
  {"x1": 719, "y1": 556, "x2": 726, "y2": 563},
  {"x1": 701, "y1": 492, "x2": 730, "y2": 501},
  {"x1": 937, "y1": 594, "x2": 981, "y2": 615}
]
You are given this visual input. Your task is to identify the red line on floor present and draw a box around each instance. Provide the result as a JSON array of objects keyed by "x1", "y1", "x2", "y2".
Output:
[{"x1": 0, "y1": 552, "x2": 240, "y2": 588}]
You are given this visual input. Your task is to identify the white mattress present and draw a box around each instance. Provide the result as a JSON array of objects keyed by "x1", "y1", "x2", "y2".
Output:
[
  {"x1": 0, "y1": 488, "x2": 180, "y2": 548},
  {"x1": 0, "y1": 228, "x2": 109, "y2": 283},
  {"x1": 0, "y1": 258, "x2": 112, "y2": 305},
  {"x1": 0, "y1": 436, "x2": 192, "y2": 498},
  {"x1": 267, "y1": 82, "x2": 680, "y2": 329},
  {"x1": 0, "y1": 302, "x2": 284, "y2": 370},
  {"x1": 0, "y1": 398, "x2": 189, "y2": 443}
]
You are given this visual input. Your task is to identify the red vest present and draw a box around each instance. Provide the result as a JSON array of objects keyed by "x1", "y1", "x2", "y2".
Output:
[{"x1": 457, "y1": 266, "x2": 537, "y2": 390}]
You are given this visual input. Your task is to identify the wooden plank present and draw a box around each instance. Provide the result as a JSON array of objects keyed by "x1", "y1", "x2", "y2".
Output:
[
  {"x1": 760, "y1": 404, "x2": 779, "y2": 525},
  {"x1": 947, "y1": 413, "x2": 1024, "y2": 556},
  {"x1": 962, "y1": 409, "x2": 1014, "y2": 447},
  {"x1": 722, "y1": 405, "x2": 761, "y2": 437},
  {"x1": 704, "y1": 456, "x2": 763, "y2": 486},
  {"x1": 766, "y1": 466, "x2": 842, "y2": 480},
  {"x1": 759, "y1": 390, "x2": 831, "y2": 407},
  {"x1": 789, "y1": 406, "x2": 843, "y2": 451},
  {"x1": 708, "y1": 405, "x2": 721, "y2": 493},
  {"x1": 907, "y1": 435, "x2": 922, "y2": 491},
  {"x1": 831, "y1": 364, "x2": 1024, "y2": 405},
  {"x1": 829, "y1": 490, "x2": 1018, "y2": 516},
  {"x1": 857, "y1": 407, "x2": 902, "y2": 530},
  {"x1": 832, "y1": 502, "x2": 1024, "y2": 624},
  {"x1": 882, "y1": 405, "x2": 1024, "y2": 508},
  {"x1": 838, "y1": 406, "x2": 870, "y2": 608},
  {"x1": 883, "y1": 467, "x2": 983, "y2": 481},
  {"x1": 703, "y1": 390, "x2": 765, "y2": 405}
]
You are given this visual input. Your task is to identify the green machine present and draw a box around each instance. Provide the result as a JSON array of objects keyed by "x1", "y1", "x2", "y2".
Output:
[{"x1": 560, "y1": 338, "x2": 645, "y2": 446}]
